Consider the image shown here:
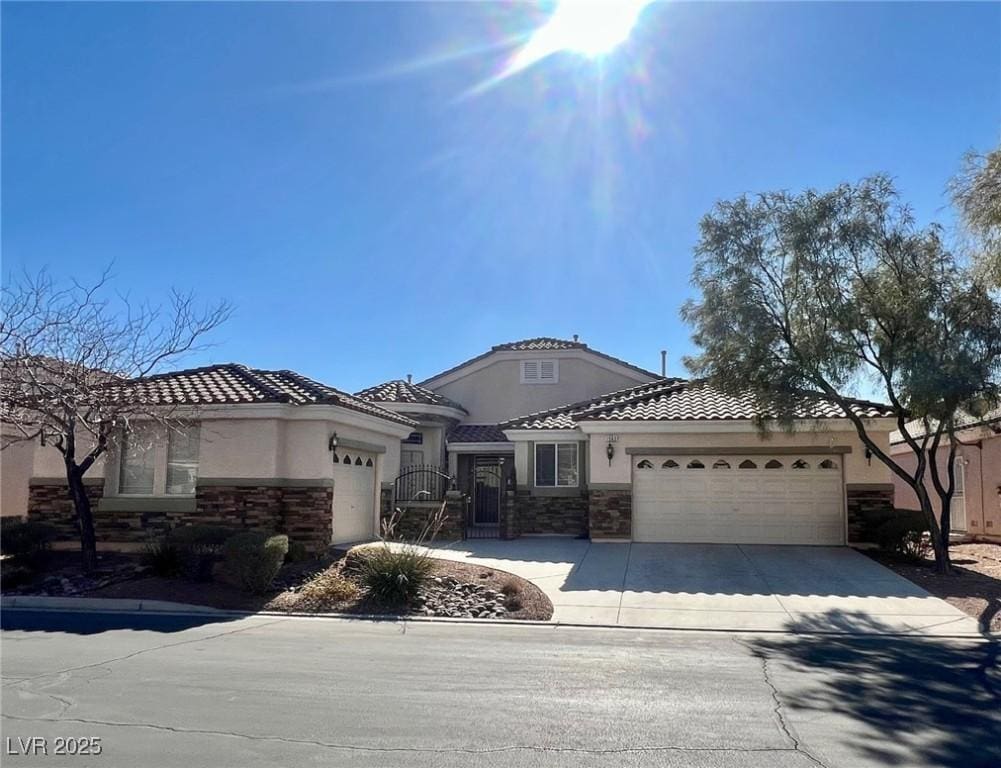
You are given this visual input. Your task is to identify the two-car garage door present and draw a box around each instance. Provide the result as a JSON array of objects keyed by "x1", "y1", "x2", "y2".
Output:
[{"x1": 632, "y1": 454, "x2": 845, "y2": 545}]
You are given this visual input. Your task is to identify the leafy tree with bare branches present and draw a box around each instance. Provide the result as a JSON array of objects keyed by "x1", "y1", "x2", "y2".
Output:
[
  {"x1": 682, "y1": 176, "x2": 1001, "y2": 573},
  {"x1": 1, "y1": 268, "x2": 231, "y2": 571},
  {"x1": 951, "y1": 143, "x2": 1001, "y2": 287}
]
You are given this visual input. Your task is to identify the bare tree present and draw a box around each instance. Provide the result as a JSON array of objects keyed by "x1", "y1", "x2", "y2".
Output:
[{"x1": 1, "y1": 268, "x2": 231, "y2": 571}]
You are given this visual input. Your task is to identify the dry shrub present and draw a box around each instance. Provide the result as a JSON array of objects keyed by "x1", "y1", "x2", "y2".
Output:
[{"x1": 297, "y1": 568, "x2": 359, "y2": 609}]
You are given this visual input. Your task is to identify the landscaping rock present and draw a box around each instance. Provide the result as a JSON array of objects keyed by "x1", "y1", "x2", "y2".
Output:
[{"x1": 416, "y1": 578, "x2": 509, "y2": 619}]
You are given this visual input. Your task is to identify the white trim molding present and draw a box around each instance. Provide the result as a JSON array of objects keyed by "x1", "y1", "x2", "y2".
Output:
[{"x1": 445, "y1": 441, "x2": 515, "y2": 454}]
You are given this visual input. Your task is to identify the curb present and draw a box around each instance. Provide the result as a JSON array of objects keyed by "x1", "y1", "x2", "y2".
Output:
[{"x1": 2, "y1": 596, "x2": 995, "y2": 640}]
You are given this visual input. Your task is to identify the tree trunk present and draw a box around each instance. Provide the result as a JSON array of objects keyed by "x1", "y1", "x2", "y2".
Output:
[
  {"x1": 66, "y1": 463, "x2": 98, "y2": 573},
  {"x1": 915, "y1": 484, "x2": 951, "y2": 575}
]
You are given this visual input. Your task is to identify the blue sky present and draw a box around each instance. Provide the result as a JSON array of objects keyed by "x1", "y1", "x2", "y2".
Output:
[{"x1": 3, "y1": 1, "x2": 999, "y2": 392}]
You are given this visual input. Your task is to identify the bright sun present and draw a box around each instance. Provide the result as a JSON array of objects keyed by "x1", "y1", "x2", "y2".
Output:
[{"x1": 500, "y1": 1, "x2": 651, "y2": 80}]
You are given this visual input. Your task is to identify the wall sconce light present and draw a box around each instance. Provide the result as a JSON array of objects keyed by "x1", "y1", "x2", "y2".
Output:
[
  {"x1": 606, "y1": 442, "x2": 615, "y2": 466},
  {"x1": 864, "y1": 447, "x2": 872, "y2": 466},
  {"x1": 328, "y1": 433, "x2": 338, "y2": 452}
]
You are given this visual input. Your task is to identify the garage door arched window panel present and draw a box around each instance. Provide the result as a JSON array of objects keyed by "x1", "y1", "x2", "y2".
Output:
[
  {"x1": 342, "y1": 454, "x2": 352, "y2": 466},
  {"x1": 819, "y1": 459, "x2": 838, "y2": 470},
  {"x1": 738, "y1": 459, "x2": 758, "y2": 469},
  {"x1": 686, "y1": 459, "x2": 705, "y2": 469},
  {"x1": 365, "y1": 458, "x2": 374, "y2": 467},
  {"x1": 662, "y1": 460, "x2": 679, "y2": 469},
  {"x1": 354, "y1": 457, "x2": 363, "y2": 466},
  {"x1": 765, "y1": 459, "x2": 783, "y2": 469},
  {"x1": 636, "y1": 459, "x2": 654, "y2": 469},
  {"x1": 712, "y1": 459, "x2": 731, "y2": 470},
  {"x1": 791, "y1": 459, "x2": 810, "y2": 469}
]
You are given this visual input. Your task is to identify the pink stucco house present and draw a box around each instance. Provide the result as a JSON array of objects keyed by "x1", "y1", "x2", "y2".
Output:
[{"x1": 890, "y1": 410, "x2": 1001, "y2": 542}]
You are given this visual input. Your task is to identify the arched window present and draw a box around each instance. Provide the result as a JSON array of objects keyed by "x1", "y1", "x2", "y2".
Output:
[
  {"x1": 355, "y1": 456, "x2": 363, "y2": 466},
  {"x1": 636, "y1": 460, "x2": 654, "y2": 469},
  {"x1": 686, "y1": 460, "x2": 705, "y2": 469},
  {"x1": 712, "y1": 459, "x2": 731, "y2": 469},
  {"x1": 662, "y1": 460, "x2": 679, "y2": 469},
  {"x1": 765, "y1": 459, "x2": 783, "y2": 469},
  {"x1": 738, "y1": 459, "x2": 758, "y2": 469},
  {"x1": 792, "y1": 459, "x2": 810, "y2": 469},
  {"x1": 342, "y1": 454, "x2": 351, "y2": 465},
  {"x1": 365, "y1": 458, "x2": 374, "y2": 467},
  {"x1": 332, "y1": 453, "x2": 341, "y2": 463},
  {"x1": 819, "y1": 459, "x2": 838, "y2": 470}
]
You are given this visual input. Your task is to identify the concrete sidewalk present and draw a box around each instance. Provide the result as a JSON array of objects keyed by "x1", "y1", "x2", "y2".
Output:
[{"x1": 419, "y1": 539, "x2": 983, "y2": 637}]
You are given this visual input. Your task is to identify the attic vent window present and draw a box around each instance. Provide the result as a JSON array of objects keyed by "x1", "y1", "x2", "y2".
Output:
[{"x1": 521, "y1": 359, "x2": 559, "y2": 384}]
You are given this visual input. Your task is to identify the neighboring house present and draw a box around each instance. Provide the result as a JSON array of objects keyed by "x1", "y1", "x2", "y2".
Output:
[
  {"x1": 13, "y1": 364, "x2": 415, "y2": 552},
  {"x1": 357, "y1": 337, "x2": 898, "y2": 546},
  {"x1": 889, "y1": 410, "x2": 1001, "y2": 542}
]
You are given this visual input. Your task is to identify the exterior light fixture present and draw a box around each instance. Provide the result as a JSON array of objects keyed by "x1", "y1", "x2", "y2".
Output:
[
  {"x1": 864, "y1": 447, "x2": 872, "y2": 466},
  {"x1": 328, "y1": 433, "x2": 338, "y2": 452},
  {"x1": 606, "y1": 441, "x2": 615, "y2": 465}
]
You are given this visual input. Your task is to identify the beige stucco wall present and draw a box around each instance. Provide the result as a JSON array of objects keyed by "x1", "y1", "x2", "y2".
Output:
[
  {"x1": 432, "y1": 356, "x2": 651, "y2": 424},
  {"x1": 890, "y1": 430, "x2": 1001, "y2": 540},
  {"x1": 1, "y1": 440, "x2": 36, "y2": 517},
  {"x1": 32, "y1": 435, "x2": 107, "y2": 480},
  {"x1": 401, "y1": 424, "x2": 444, "y2": 468},
  {"x1": 586, "y1": 427, "x2": 893, "y2": 486}
]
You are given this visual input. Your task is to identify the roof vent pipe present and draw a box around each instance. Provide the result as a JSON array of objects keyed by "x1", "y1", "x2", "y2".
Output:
[
  {"x1": 407, "y1": 373, "x2": 412, "y2": 384},
  {"x1": 573, "y1": 334, "x2": 579, "y2": 343},
  {"x1": 660, "y1": 350, "x2": 667, "y2": 377}
]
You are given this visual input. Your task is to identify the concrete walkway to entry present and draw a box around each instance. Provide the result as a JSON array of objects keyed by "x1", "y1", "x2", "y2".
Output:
[{"x1": 420, "y1": 538, "x2": 983, "y2": 636}]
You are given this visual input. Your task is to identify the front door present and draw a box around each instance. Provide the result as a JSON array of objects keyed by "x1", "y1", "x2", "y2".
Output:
[{"x1": 472, "y1": 458, "x2": 502, "y2": 525}]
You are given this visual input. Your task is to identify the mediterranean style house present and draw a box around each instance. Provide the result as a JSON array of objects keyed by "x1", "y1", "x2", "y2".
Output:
[
  {"x1": 4, "y1": 337, "x2": 905, "y2": 551},
  {"x1": 890, "y1": 410, "x2": 1001, "y2": 542}
]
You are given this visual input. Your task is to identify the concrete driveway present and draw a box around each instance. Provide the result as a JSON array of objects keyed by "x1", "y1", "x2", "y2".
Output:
[{"x1": 422, "y1": 539, "x2": 981, "y2": 636}]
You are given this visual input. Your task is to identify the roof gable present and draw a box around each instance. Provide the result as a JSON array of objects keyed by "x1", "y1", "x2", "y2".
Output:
[{"x1": 418, "y1": 337, "x2": 658, "y2": 388}]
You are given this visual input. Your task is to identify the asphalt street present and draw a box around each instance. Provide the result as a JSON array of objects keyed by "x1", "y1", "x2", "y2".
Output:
[{"x1": 1, "y1": 610, "x2": 998, "y2": 768}]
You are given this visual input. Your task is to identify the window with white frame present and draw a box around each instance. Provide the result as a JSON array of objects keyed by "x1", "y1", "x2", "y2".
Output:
[
  {"x1": 535, "y1": 443, "x2": 578, "y2": 487},
  {"x1": 166, "y1": 426, "x2": 200, "y2": 495},
  {"x1": 521, "y1": 359, "x2": 558, "y2": 384},
  {"x1": 118, "y1": 423, "x2": 200, "y2": 496}
]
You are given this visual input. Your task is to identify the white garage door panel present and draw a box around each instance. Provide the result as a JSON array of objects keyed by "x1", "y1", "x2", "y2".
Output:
[
  {"x1": 633, "y1": 455, "x2": 844, "y2": 545},
  {"x1": 332, "y1": 452, "x2": 376, "y2": 545}
]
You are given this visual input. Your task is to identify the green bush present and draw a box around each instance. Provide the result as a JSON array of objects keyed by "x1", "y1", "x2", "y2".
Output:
[
  {"x1": 0, "y1": 519, "x2": 56, "y2": 562},
  {"x1": 220, "y1": 532, "x2": 289, "y2": 594},
  {"x1": 143, "y1": 536, "x2": 185, "y2": 577},
  {"x1": 358, "y1": 545, "x2": 434, "y2": 606},
  {"x1": 284, "y1": 539, "x2": 310, "y2": 564},
  {"x1": 169, "y1": 525, "x2": 239, "y2": 581},
  {"x1": 874, "y1": 509, "x2": 931, "y2": 561}
]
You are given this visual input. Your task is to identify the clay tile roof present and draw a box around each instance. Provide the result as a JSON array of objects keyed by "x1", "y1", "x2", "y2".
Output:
[
  {"x1": 447, "y1": 424, "x2": 510, "y2": 443},
  {"x1": 113, "y1": 364, "x2": 416, "y2": 426},
  {"x1": 491, "y1": 337, "x2": 585, "y2": 352},
  {"x1": 355, "y1": 379, "x2": 466, "y2": 412},
  {"x1": 418, "y1": 337, "x2": 659, "y2": 385},
  {"x1": 501, "y1": 379, "x2": 894, "y2": 430}
]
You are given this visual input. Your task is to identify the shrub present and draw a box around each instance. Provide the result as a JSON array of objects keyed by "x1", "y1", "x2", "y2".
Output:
[
  {"x1": 169, "y1": 525, "x2": 239, "y2": 581},
  {"x1": 297, "y1": 568, "x2": 359, "y2": 608},
  {"x1": 143, "y1": 536, "x2": 185, "y2": 577},
  {"x1": 0, "y1": 519, "x2": 56, "y2": 565},
  {"x1": 220, "y1": 532, "x2": 289, "y2": 594},
  {"x1": 500, "y1": 578, "x2": 521, "y2": 597},
  {"x1": 874, "y1": 509, "x2": 931, "y2": 561},
  {"x1": 285, "y1": 539, "x2": 310, "y2": 564},
  {"x1": 358, "y1": 546, "x2": 434, "y2": 606},
  {"x1": 504, "y1": 595, "x2": 524, "y2": 613}
]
